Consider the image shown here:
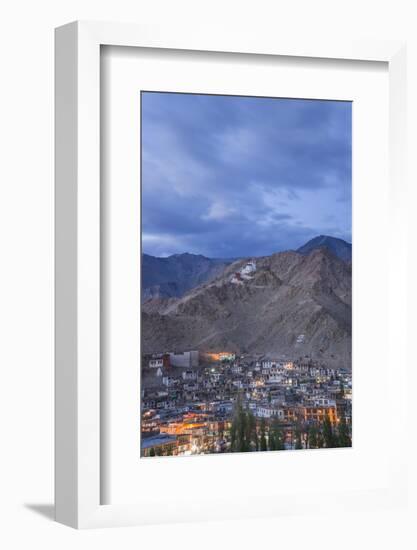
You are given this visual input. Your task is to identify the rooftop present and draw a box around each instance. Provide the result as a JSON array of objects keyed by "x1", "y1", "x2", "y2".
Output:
[{"x1": 141, "y1": 433, "x2": 177, "y2": 449}]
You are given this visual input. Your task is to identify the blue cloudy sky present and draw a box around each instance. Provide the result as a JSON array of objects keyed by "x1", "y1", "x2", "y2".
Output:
[{"x1": 141, "y1": 92, "x2": 351, "y2": 258}]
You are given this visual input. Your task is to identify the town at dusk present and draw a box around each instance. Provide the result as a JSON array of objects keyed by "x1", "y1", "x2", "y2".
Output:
[{"x1": 140, "y1": 92, "x2": 352, "y2": 457}]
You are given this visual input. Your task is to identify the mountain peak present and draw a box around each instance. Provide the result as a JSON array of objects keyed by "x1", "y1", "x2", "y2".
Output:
[
  {"x1": 296, "y1": 235, "x2": 351, "y2": 262},
  {"x1": 170, "y1": 252, "x2": 206, "y2": 259},
  {"x1": 142, "y1": 253, "x2": 235, "y2": 300}
]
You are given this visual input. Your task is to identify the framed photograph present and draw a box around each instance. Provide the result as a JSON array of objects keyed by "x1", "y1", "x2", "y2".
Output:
[
  {"x1": 138, "y1": 90, "x2": 353, "y2": 459},
  {"x1": 55, "y1": 21, "x2": 408, "y2": 528}
]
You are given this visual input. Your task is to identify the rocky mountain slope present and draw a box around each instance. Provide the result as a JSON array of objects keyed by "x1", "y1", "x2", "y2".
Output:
[
  {"x1": 142, "y1": 245, "x2": 352, "y2": 370},
  {"x1": 297, "y1": 235, "x2": 352, "y2": 262},
  {"x1": 142, "y1": 253, "x2": 234, "y2": 300}
]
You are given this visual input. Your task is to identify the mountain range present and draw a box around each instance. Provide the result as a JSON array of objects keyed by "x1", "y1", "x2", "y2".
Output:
[
  {"x1": 142, "y1": 236, "x2": 352, "y2": 369},
  {"x1": 142, "y1": 253, "x2": 234, "y2": 300},
  {"x1": 296, "y1": 235, "x2": 352, "y2": 262},
  {"x1": 142, "y1": 235, "x2": 351, "y2": 300}
]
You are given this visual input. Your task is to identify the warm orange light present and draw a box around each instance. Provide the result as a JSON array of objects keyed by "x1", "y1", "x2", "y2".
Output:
[
  {"x1": 160, "y1": 421, "x2": 207, "y2": 435},
  {"x1": 204, "y1": 352, "x2": 234, "y2": 362}
]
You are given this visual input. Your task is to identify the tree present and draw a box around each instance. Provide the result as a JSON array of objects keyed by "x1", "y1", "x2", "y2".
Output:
[
  {"x1": 337, "y1": 415, "x2": 351, "y2": 447},
  {"x1": 230, "y1": 394, "x2": 252, "y2": 452},
  {"x1": 323, "y1": 414, "x2": 337, "y2": 448},
  {"x1": 253, "y1": 420, "x2": 259, "y2": 451},
  {"x1": 270, "y1": 419, "x2": 285, "y2": 451},
  {"x1": 230, "y1": 395, "x2": 242, "y2": 452},
  {"x1": 230, "y1": 413, "x2": 237, "y2": 451},
  {"x1": 260, "y1": 418, "x2": 267, "y2": 451},
  {"x1": 269, "y1": 426, "x2": 276, "y2": 451},
  {"x1": 308, "y1": 426, "x2": 318, "y2": 449},
  {"x1": 305, "y1": 426, "x2": 312, "y2": 449},
  {"x1": 295, "y1": 427, "x2": 303, "y2": 450},
  {"x1": 246, "y1": 410, "x2": 258, "y2": 451},
  {"x1": 276, "y1": 429, "x2": 285, "y2": 451},
  {"x1": 238, "y1": 402, "x2": 248, "y2": 452},
  {"x1": 149, "y1": 447, "x2": 156, "y2": 457},
  {"x1": 316, "y1": 431, "x2": 324, "y2": 449}
]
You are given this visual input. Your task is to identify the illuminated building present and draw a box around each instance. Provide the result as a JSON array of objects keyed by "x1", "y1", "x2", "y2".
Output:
[
  {"x1": 297, "y1": 405, "x2": 338, "y2": 424},
  {"x1": 141, "y1": 434, "x2": 177, "y2": 457}
]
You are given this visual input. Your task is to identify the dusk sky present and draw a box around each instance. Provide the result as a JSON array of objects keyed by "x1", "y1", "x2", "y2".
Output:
[{"x1": 141, "y1": 92, "x2": 351, "y2": 258}]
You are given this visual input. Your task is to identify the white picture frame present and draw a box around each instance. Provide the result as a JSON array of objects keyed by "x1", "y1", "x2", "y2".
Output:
[{"x1": 55, "y1": 21, "x2": 407, "y2": 529}]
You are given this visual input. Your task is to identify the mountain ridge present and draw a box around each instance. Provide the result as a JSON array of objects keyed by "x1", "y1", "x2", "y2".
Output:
[
  {"x1": 296, "y1": 235, "x2": 352, "y2": 262},
  {"x1": 142, "y1": 243, "x2": 352, "y2": 369},
  {"x1": 142, "y1": 252, "x2": 234, "y2": 300},
  {"x1": 143, "y1": 235, "x2": 351, "y2": 300}
]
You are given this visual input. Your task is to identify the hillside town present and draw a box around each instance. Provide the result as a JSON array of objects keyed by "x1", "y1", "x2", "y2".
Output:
[{"x1": 141, "y1": 349, "x2": 352, "y2": 457}]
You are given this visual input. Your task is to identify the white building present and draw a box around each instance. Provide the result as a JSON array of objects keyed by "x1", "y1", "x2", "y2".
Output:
[
  {"x1": 230, "y1": 260, "x2": 256, "y2": 284},
  {"x1": 256, "y1": 405, "x2": 284, "y2": 419},
  {"x1": 149, "y1": 357, "x2": 164, "y2": 368},
  {"x1": 182, "y1": 370, "x2": 197, "y2": 381},
  {"x1": 231, "y1": 364, "x2": 243, "y2": 374},
  {"x1": 162, "y1": 376, "x2": 177, "y2": 387},
  {"x1": 261, "y1": 359, "x2": 282, "y2": 370},
  {"x1": 266, "y1": 374, "x2": 283, "y2": 384},
  {"x1": 241, "y1": 260, "x2": 256, "y2": 279},
  {"x1": 314, "y1": 397, "x2": 336, "y2": 407},
  {"x1": 212, "y1": 401, "x2": 233, "y2": 414}
]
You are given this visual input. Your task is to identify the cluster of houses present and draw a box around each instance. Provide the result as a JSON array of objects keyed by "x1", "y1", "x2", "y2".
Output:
[
  {"x1": 141, "y1": 352, "x2": 352, "y2": 457},
  {"x1": 147, "y1": 350, "x2": 200, "y2": 373}
]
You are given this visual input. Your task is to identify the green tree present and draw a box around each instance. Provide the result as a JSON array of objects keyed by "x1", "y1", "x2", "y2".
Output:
[
  {"x1": 260, "y1": 418, "x2": 267, "y2": 451},
  {"x1": 323, "y1": 414, "x2": 337, "y2": 448},
  {"x1": 337, "y1": 415, "x2": 351, "y2": 447},
  {"x1": 276, "y1": 429, "x2": 285, "y2": 450},
  {"x1": 304, "y1": 426, "x2": 311, "y2": 449},
  {"x1": 270, "y1": 419, "x2": 285, "y2": 450},
  {"x1": 238, "y1": 403, "x2": 247, "y2": 452},
  {"x1": 295, "y1": 427, "x2": 303, "y2": 450},
  {"x1": 269, "y1": 425, "x2": 276, "y2": 451},
  {"x1": 246, "y1": 410, "x2": 258, "y2": 451},
  {"x1": 149, "y1": 447, "x2": 156, "y2": 457},
  {"x1": 316, "y1": 431, "x2": 324, "y2": 449},
  {"x1": 230, "y1": 395, "x2": 242, "y2": 451},
  {"x1": 230, "y1": 394, "x2": 251, "y2": 452},
  {"x1": 308, "y1": 426, "x2": 318, "y2": 449},
  {"x1": 230, "y1": 420, "x2": 237, "y2": 451},
  {"x1": 253, "y1": 420, "x2": 259, "y2": 451}
]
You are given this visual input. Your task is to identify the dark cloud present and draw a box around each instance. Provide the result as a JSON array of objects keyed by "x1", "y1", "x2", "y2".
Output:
[{"x1": 141, "y1": 92, "x2": 351, "y2": 258}]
